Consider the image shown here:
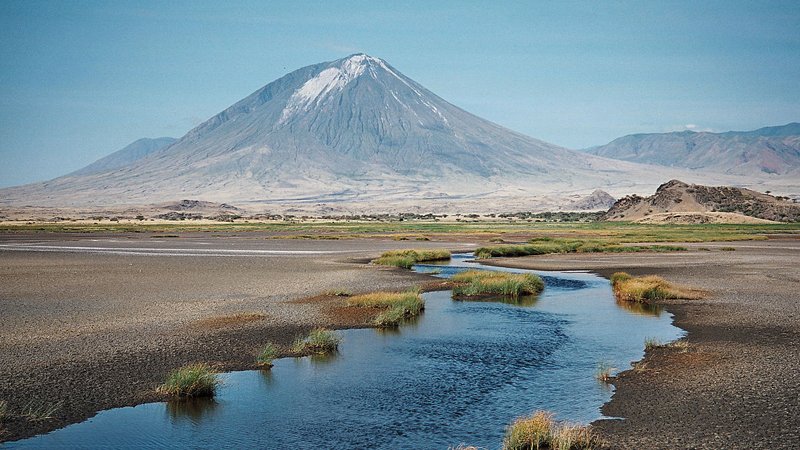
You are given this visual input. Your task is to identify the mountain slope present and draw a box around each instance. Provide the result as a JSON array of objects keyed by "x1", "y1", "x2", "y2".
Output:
[
  {"x1": 0, "y1": 54, "x2": 761, "y2": 212},
  {"x1": 605, "y1": 180, "x2": 800, "y2": 222},
  {"x1": 584, "y1": 123, "x2": 800, "y2": 176},
  {"x1": 69, "y1": 137, "x2": 177, "y2": 176}
]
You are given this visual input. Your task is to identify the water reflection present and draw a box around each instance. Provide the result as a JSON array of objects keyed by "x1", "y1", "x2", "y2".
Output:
[
  {"x1": 10, "y1": 253, "x2": 684, "y2": 449},
  {"x1": 166, "y1": 397, "x2": 219, "y2": 424},
  {"x1": 453, "y1": 294, "x2": 540, "y2": 307},
  {"x1": 615, "y1": 299, "x2": 663, "y2": 317}
]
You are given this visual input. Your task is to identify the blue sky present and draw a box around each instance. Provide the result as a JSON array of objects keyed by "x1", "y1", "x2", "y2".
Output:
[{"x1": 1, "y1": 0, "x2": 798, "y2": 187}]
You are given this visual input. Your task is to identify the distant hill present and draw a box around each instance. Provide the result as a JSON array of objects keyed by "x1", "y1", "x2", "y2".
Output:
[
  {"x1": 584, "y1": 123, "x2": 800, "y2": 176},
  {"x1": 605, "y1": 180, "x2": 800, "y2": 223},
  {"x1": 69, "y1": 137, "x2": 177, "y2": 176}
]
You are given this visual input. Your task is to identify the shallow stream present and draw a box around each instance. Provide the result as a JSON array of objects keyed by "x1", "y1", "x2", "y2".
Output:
[{"x1": 9, "y1": 253, "x2": 683, "y2": 449}]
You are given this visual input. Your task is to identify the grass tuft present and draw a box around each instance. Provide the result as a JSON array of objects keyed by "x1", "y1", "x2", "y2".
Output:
[
  {"x1": 452, "y1": 270, "x2": 544, "y2": 299},
  {"x1": 720, "y1": 246, "x2": 736, "y2": 251},
  {"x1": 503, "y1": 410, "x2": 601, "y2": 450},
  {"x1": 594, "y1": 362, "x2": 615, "y2": 383},
  {"x1": 20, "y1": 399, "x2": 63, "y2": 421},
  {"x1": 347, "y1": 291, "x2": 425, "y2": 327},
  {"x1": 0, "y1": 400, "x2": 8, "y2": 421},
  {"x1": 292, "y1": 328, "x2": 342, "y2": 354},
  {"x1": 158, "y1": 363, "x2": 219, "y2": 398},
  {"x1": 644, "y1": 337, "x2": 662, "y2": 350},
  {"x1": 610, "y1": 272, "x2": 704, "y2": 303},
  {"x1": 372, "y1": 249, "x2": 451, "y2": 268},
  {"x1": 256, "y1": 343, "x2": 279, "y2": 368}
]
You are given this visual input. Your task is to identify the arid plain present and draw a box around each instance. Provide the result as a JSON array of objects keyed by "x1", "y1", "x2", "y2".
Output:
[{"x1": 1, "y1": 223, "x2": 798, "y2": 448}]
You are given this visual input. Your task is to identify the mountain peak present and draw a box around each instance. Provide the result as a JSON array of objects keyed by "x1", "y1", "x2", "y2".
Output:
[{"x1": 278, "y1": 53, "x2": 388, "y2": 124}]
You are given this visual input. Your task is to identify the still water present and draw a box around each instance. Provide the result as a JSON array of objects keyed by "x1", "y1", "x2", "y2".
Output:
[{"x1": 9, "y1": 254, "x2": 682, "y2": 449}]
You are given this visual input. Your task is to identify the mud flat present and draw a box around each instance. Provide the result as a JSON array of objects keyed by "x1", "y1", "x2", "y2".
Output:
[
  {"x1": 0, "y1": 232, "x2": 471, "y2": 441},
  {"x1": 484, "y1": 239, "x2": 800, "y2": 449}
]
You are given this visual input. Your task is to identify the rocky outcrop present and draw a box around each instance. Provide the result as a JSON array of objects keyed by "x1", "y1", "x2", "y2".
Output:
[{"x1": 605, "y1": 180, "x2": 800, "y2": 222}]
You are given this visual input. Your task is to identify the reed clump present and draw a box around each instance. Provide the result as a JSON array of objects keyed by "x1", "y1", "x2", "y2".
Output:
[
  {"x1": 372, "y1": 249, "x2": 451, "y2": 269},
  {"x1": 610, "y1": 272, "x2": 705, "y2": 303},
  {"x1": 256, "y1": 343, "x2": 279, "y2": 368},
  {"x1": 292, "y1": 328, "x2": 342, "y2": 355},
  {"x1": 347, "y1": 290, "x2": 424, "y2": 327},
  {"x1": 158, "y1": 363, "x2": 220, "y2": 398},
  {"x1": 594, "y1": 362, "x2": 615, "y2": 383},
  {"x1": 452, "y1": 270, "x2": 544, "y2": 298},
  {"x1": 503, "y1": 410, "x2": 601, "y2": 450}
]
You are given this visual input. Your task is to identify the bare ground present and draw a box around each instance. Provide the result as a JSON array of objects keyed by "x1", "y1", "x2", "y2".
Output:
[
  {"x1": 483, "y1": 239, "x2": 800, "y2": 449},
  {"x1": 0, "y1": 232, "x2": 473, "y2": 442},
  {"x1": 2, "y1": 234, "x2": 799, "y2": 448}
]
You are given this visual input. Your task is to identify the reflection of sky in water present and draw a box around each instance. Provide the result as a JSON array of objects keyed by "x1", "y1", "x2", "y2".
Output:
[{"x1": 11, "y1": 254, "x2": 682, "y2": 449}]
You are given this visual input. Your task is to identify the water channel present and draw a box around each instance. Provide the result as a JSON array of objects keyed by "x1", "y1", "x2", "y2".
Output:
[{"x1": 9, "y1": 253, "x2": 683, "y2": 449}]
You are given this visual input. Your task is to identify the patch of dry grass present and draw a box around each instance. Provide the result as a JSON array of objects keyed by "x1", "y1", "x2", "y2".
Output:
[
  {"x1": 503, "y1": 410, "x2": 601, "y2": 450},
  {"x1": 452, "y1": 270, "x2": 544, "y2": 298},
  {"x1": 292, "y1": 328, "x2": 342, "y2": 355},
  {"x1": 157, "y1": 364, "x2": 219, "y2": 398},
  {"x1": 347, "y1": 290, "x2": 424, "y2": 327},
  {"x1": 610, "y1": 272, "x2": 705, "y2": 303},
  {"x1": 372, "y1": 249, "x2": 451, "y2": 269}
]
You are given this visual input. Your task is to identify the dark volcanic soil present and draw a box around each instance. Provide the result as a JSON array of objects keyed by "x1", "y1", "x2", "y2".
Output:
[
  {"x1": 484, "y1": 239, "x2": 800, "y2": 449},
  {"x1": 0, "y1": 233, "x2": 472, "y2": 442}
]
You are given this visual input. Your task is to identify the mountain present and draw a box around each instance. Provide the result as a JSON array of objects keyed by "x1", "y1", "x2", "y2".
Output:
[
  {"x1": 0, "y1": 54, "x2": 764, "y2": 213},
  {"x1": 567, "y1": 189, "x2": 616, "y2": 211},
  {"x1": 584, "y1": 123, "x2": 800, "y2": 176},
  {"x1": 69, "y1": 137, "x2": 177, "y2": 176},
  {"x1": 605, "y1": 180, "x2": 800, "y2": 223}
]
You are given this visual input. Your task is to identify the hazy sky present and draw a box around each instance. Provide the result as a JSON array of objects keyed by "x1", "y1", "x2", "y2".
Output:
[{"x1": 1, "y1": 1, "x2": 799, "y2": 187}]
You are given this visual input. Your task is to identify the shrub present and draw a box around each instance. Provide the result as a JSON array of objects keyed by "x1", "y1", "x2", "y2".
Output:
[
  {"x1": 372, "y1": 249, "x2": 451, "y2": 268},
  {"x1": 452, "y1": 270, "x2": 544, "y2": 298},
  {"x1": 157, "y1": 364, "x2": 219, "y2": 398},
  {"x1": 292, "y1": 328, "x2": 342, "y2": 355},
  {"x1": 256, "y1": 343, "x2": 279, "y2": 368}
]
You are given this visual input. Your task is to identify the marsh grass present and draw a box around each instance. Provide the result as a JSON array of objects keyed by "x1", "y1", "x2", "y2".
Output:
[
  {"x1": 452, "y1": 270, "x2": 544, "y2": 298},
  {"x1": 503, "y1": 410, "x2": 600, "y2": 450},
  {"x1": 158, "y1": 364, "x2": 220, "y2": 398},
  {"x1": 610, "y1": 272, "x2": 704, "y2": 303},
  {"x1": 372, "y1": 249, "x2": 451, "y2": 268},
  {"x1": 292, "y1": 328, "x2": 342, "y2": 354},
  {"x1": 20, "y1": 399, "x2": 63, "y2": 421},
  {"x1": 594, "y1": 362, "x2": 615, "y2": 383},
  {"x1": 256, "y1": 343, "x2": 279, "y2": 368},
  {"x1": 475, "y1": 237, "x2": 688, "y2": 259},
  {"x1": 644, "y1": 337, "x2": 662, "y2": 350},
  {"x1": 347, "y1": 290, "x2": 425, "y2": 327}
]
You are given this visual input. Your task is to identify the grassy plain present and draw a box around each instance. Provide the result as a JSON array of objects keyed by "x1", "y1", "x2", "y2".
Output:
[{"x1": 2, "y1": 220, "x2": 798, "y2": 245}]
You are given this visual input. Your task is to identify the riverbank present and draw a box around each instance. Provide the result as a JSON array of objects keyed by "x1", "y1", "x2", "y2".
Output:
[
  {"x1": 0, "y1": 233, "x2": 471, "y2": 442},
  {"x1": 483, "y1": 239, "x2": 800, "y2": 449}
]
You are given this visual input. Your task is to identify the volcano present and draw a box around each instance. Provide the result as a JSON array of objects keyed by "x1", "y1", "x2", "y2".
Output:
[{"x1": 0, "y1": 54, "x2": 719, "y2": 213}]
